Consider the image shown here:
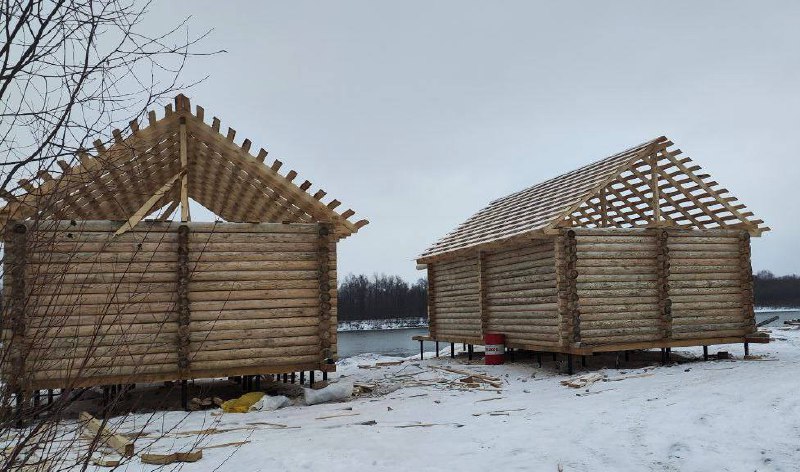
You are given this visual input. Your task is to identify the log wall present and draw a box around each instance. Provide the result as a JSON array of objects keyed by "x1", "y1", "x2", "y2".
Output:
[
  {"x1": 429, "y1": 256, "x2": 482, "y2": 340},
  {"x1": 570, "y1": 227, "x2": 755, "y2": 347},
  {"x1": 668, "y1": 230, "x2": 751, "y2": 340},
  {"x1": 425, "y1": 228, "x2": 755, "y2": 353},
  {"x1": 484, "y1": 241, "x2": 559, "y2": 347},
  {"x1": 572, "y1": 228, "x2": 662, "y2": 345},
  {"x1": 1, "y1": 220, "x2": 337, "y2": 389}
]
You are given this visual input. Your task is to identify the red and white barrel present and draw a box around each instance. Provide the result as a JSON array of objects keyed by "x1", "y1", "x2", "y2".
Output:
[{"x1": 484, "y1": 333, "x2": 505, "y2": 365}]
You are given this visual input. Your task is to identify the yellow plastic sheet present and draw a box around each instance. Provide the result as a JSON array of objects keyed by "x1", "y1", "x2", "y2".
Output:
[{"x1": 220, "y1": 392, "x2": 265, "y2": 413}]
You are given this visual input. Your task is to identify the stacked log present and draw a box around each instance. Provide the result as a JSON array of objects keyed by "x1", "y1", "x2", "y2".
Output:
[
  {"x1": 18, "y1": 221, "x2": 180, "y2": 384},
  {"x1": 187, "y1": 222, "x2": 334, "y2": 375},
  {"x1": 668, "y1": 229, "x2": 747, "y2": 339},
  {"x1": 6, "y1": 220, "x2": 335, "y2": 388},
  {"x1": 483, "y1": 241, "x2": 559, "y2": 347},
  {"x1": 655, "y1": 229, "x2": 672, "y2": 340},
  {"x1": 572, "y1": 228, "x2": 662, "y2": 345},
  {"x1": 430, "y1": 256, "x2": 482, "y2": 339},
  {"x1": 427, "y1": 265, "x2": 437, "y2": 338},
  {"x1": 739, "y1": 231, "x2": 756, "y2": 334}
]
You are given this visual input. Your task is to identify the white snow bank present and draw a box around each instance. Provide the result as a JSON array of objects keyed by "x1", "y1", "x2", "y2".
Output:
[{"x1": 338, "y1": 317, "x2": 427, "y2": 331}]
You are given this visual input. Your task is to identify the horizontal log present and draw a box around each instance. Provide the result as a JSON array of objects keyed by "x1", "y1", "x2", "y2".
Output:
[
  {"x1": 669, "y1": 278, "x2": 741, "y2": 288},
  {"x1": 581, "y1": 333, "x2": 664, "y2": 344},
  {"x1": 671, "y1": 308, "x2": 743, "y2": 318},
  {"x1": 669, "y1": 293, "x2": 740, "y2": 303},
  {"x1": 189, "y1": 299, "x2": 320, "y2": 311},
  {"x1": 485, "y1": 275, "x2": 557, "y2": 289},
  {"x1": 671, "y1": 328, "x2": 748, "y2": 339},
  {"x1": 578, "y1": 302, "x2": 659, "y2": 314},
  {"x1": 575, "y1": 244, "x2": 657, "y2": 253},
  {"x1": 579, "y1": 311, "x2": 661, "y2": 322},
  {"x1": 28, "y1": 291, "x2": 177, "y2": 307},
  {"x1": 486, "y1": 310, "x2": 558, "y2": 320},
  {"x1": 191, "y1": 307, "x2": 319, "y2": 321},
  {"x1": 31, "y1": 363, "x2": 180, "y2": 381},
  {"x1": 486, "y1": 295, "x2": 558, "y2": 306},
  {"x1": 191, "y1": 335, "x2": 320, "y2": 352},
  {"x1": 577, "y1": 288, "x2": 659, "y2": 298},
  {"x1": 574, "y1": 235, "x2": 654, "y2": 244},
  {"x1": 191, "y1": 317, "x2": 319, "y2": 332},
  {"x1": 188, "y1": 288, "x2": 320, "y2": 302},
  {"x1": 189, "y1": 326, "x2": 318, "y2": 342},
  {"x1": 189, "y1": 232, "x2": 318, "y2": 243},
  {"x1": 578, "y1": 296, "x2": 659, "y2": 307},
  {"x1": 184, "y1": 355, "x2": 321, "y2": 371},
  {"x1": 28, "y1": 260, "x2": 320, "y2": 274},
  {"x1": 580, "y1": 318, "x2": 661, "y2": 329},
  {"x1": 484, "y1": 259, "x2": 553, "y2": 276},
  {"x1": 668, "y1": 266, "x2": 739, "y2": 275},
  {"x1": 576, "y1": 281, "x2": 658, "y2": 290},
  {"x1": 669, "y1": 287, "x2": 742, "y2": 296},
  {"x1": 581, "y1": 326, "x2": 662, "y2": 337},
  {"x1": 668, "y1": 243, "x2": 739, "y2": 252},
  {"x1": 670, "y1": 301, "x2": 742, "y2": 310},
  {"x1": 672, "y1": 316, "x2": 746, "y2": 326},
  {"x1": 486, "y1": 287, "x2": 556, "y2": 299},
  {"x1": 487, "y1": 302, "x2": 559, "y2": 312},
  {"x1": 27, "y1": 313, "x2": 176, "y2": 328},
  {"x1": 190, "y1": 345, "x2": 319, "y2": 362},
  {"x1": 434, "y1": 313, "x2": 481, "y2": 322}
]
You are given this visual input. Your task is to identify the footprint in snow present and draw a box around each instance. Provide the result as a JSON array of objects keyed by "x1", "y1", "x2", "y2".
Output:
[{"x1": 668, "y1": 442, "x2": 691, "y2": 462}]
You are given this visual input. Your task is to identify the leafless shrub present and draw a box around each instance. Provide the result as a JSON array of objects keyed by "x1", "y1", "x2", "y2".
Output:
[{"x1": 0, "y1": 1, "x2": 223, "y2": 469}]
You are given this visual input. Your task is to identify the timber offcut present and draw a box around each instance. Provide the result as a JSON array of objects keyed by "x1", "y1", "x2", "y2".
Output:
[{"x1": 416, "y1": 136, "x2": 768, "y2": 359}]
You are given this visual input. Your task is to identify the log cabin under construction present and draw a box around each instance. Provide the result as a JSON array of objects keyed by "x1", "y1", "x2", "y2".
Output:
[
  {"x1": 415, "y1": 136, "x2": 769, "y2": 371},
  {"x1": 0, "y1": 94, "x2": 367, "y2": 406}
]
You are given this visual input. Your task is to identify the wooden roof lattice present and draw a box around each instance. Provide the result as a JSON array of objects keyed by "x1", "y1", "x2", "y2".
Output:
[
  {"x1": 419, "y1": 136, "x2": 767, "y2": 262},
  {"x1": 0, "y1": 94, "x2": 368, "y2": 238}
]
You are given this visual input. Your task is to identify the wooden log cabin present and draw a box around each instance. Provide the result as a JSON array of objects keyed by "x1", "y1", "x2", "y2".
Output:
[
  {"x1": 415, "y1": 136, "x2": 769, "y2": 369},
  {"x1": 0, "y1": 94, "x2": 367, "y2": 405}
]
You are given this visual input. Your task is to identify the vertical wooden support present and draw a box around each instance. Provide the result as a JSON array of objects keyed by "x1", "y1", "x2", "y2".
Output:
[
  {"x1": 655, "y1": 229, "x2": 672, "y2": 340},
  {"x1": 179, "y1": 116, "x2": 191, "y2": 222},
  {"x1": 599, "y1": 188, "x2": 608, "y2": 227},
  {"x1": 650, "y1": 151, "x2": 661, "y2": 224},
  {"x1": 556, "y1": 229, "x2": 580, "y2": 347},
  {"x1": 554, "y1": 234, "x2": 568, "y2": 348},
  {"x1": 317, "y1": 224, "x2": 332, "y2": 366},
  {"x1": 738, "y1": 231, "x2": 755, "y2": 333},
  {"x1": 177, "y1": 225, "x2": 191, "y2": 379},
  {"x1": 8, "y1": 223, "x2": 29, "y2": 416},
  {"x1": 478, "y1": 251, "x2": 489, "y2": 339},
  {"x1": 427, "y1": 265, "x2": 437, "y2": 339}
]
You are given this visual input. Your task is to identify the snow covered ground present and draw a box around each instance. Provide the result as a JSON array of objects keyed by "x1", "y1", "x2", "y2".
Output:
[{"x1": 14, "y1": 326, "x2": 800, "y2": 471}]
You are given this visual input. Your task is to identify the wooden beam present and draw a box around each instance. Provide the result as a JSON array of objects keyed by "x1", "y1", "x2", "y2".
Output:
[
  {"x1": 180, "y1": 117, "x2": 191, "y2": 222},
  {"x1": 79, "y1": 412, "x2": 134, "y2": 457},
  {"x1": 158, "y1": 198, "x2": 180, "y2": 222},
  {"x1": 114, "y1": 171, "x2": 183, "y2": 236}
]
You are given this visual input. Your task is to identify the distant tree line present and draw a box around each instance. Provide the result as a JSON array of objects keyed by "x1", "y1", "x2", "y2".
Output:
[
  {"x1": 337, "y1": 274, "x2": 427, "y2": 321},
  {"x1": 753, "y1": 271, "x2": 800, "y2": 307}
]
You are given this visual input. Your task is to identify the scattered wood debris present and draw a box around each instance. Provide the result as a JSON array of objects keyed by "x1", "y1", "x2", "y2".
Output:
[
  {"x1": 189, "y1": 396, "x2": 224, "y2": 410},
  {"x1": 315, "y1": 412, "x2": 360, "y2": 420},
  {"x1": 560, "y1": 373, "x2": 604, "y2": 389},
  {"x1": 141, "y1": 449, "x2": 202, "y2": 465},
  {"x1": 203, "y1": 441, "x2": 251, "y2": 450},
  {"x1": 91, "y1": 455, "x2": 121, "y2": 467},
  {"x1": 472, "y1": 408, "x2": 526, "y2": 417},
  {"x1": 79, "y1": 412, "x2": 134, "y2": 458},
  {"x1": 358, "y1": 360, "x2": 404, "y2": 369}
]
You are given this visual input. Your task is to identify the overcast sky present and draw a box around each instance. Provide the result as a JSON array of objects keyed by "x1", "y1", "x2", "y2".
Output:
[{"x1": 147, "y1": 1, "x2": 799, "y2": 282}]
